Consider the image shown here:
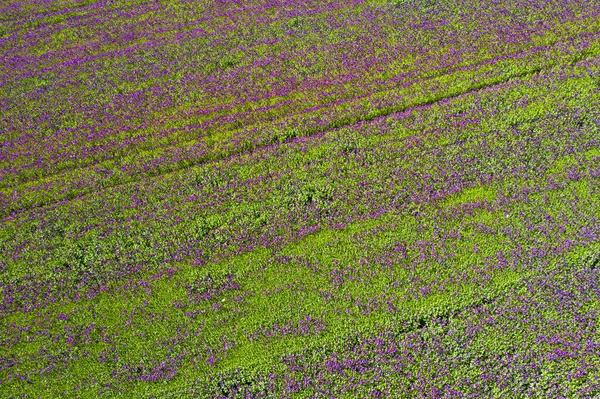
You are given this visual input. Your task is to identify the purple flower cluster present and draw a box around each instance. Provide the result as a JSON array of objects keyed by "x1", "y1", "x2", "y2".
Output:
[{"x1": 1, "y1": 0, "x2": 600, "y2": 397}]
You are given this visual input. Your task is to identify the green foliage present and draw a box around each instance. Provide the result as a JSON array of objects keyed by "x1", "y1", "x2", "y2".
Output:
[
  {"x1": 3, "y1": 0, "x2": 600, "y2": 397},
  {"x1": 194, "y1": 168, "x2": 236, "y2": 190},
  {"x1": 217, "y1": 53, "x2": 244, "y2": 71}
]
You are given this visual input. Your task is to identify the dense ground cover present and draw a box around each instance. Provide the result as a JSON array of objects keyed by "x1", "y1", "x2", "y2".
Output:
[{"x1": 1, "y1": 0, "x2": 600, "y2": 397}]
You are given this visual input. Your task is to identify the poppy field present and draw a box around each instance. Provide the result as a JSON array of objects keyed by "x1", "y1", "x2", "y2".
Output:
[{"x1": 2, "y1": 0, "x2": 600, "y2": 397}]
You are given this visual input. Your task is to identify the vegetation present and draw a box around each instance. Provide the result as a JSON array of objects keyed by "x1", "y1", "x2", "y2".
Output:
[{"x1": 1, "y1": 0, "x2": 600, "y2": 397}]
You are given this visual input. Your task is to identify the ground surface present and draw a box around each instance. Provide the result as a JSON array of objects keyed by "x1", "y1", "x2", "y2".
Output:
[{"x1": 2, "y1": 0, "x2": 600, "y2": 397}]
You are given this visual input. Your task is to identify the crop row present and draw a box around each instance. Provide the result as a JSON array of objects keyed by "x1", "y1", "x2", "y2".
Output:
[
  {"x1": 2, "y1": 57, "x2": 600, "y2": 397},
  {"x1": 2, "y1": 0, "x2": 600, "y2": 397},
  {"x1": 1, "y1": 0, "x2": 599, "y2": 215}
]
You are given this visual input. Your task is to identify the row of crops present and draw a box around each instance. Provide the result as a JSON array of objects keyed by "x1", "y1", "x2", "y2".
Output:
[{"x1": 1, "y1": 0, "x2": 600, "y2": 397}]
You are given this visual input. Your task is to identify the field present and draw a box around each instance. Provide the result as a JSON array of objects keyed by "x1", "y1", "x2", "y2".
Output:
[{"x1": 2, "y1": 0, "x2": 600, "y2": 397}]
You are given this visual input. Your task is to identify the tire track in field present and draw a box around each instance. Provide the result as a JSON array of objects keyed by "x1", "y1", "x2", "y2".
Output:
[
  {"x1": 3, "y1": 26, "x2": 596, "y2": 191},
  {"x1": 2, "y1": 48, "x2": 599, "y2": 220}
]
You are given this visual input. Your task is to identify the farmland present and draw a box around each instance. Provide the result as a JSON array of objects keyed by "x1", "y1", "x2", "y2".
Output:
[{"x1": 1, "y1": 0, "x2": 600, "y2": 397}]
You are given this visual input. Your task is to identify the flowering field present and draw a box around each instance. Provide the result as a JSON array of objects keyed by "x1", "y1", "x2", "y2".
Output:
[{"x1": 2, "y1": 0, "x2": 600, "y2": 397}]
